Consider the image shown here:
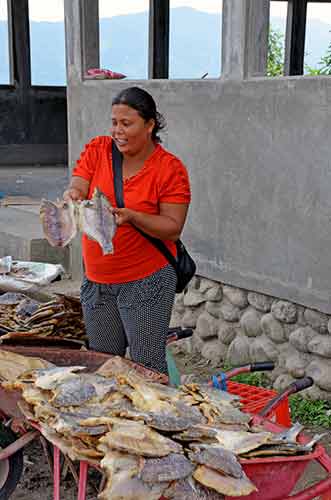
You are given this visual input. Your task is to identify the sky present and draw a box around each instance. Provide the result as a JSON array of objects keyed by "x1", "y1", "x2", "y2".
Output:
[{"x1": 0, "y1": 0, "x2": 331, "y2": 24}]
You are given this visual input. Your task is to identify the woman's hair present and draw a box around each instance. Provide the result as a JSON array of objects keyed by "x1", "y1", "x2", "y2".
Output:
[{"x1": 112, "y1": 87, "x2": 166, "y2": 143}]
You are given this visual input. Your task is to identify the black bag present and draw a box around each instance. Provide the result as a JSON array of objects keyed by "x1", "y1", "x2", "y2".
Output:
[{"x1": 112, "y1": 141, "x2": 196, "y2": 293}]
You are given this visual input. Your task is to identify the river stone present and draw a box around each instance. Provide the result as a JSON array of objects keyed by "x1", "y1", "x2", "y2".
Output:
[
  {"x1": 304, "y1": 309, "x2": 329, "y2": 335},
  {"x1": 199, "y1": 278, "x2": 218, "y2": 294},
  {"x1": 306, "y1": 358, "x2": 331, "y2": 392},
  {"x1": 205, "y1": 301, "x2": 221, "y2": 318},
  {"x1": 285, "y1": 350, "x2": 310, "y2": 378},
  {"x1": 271, "y1": 300, "x2": 297, "y2": 323},
  {"x1": 305, "y1": 384, "x2": 331, "y2": 402},
  {"x1": 183, "y1": 290, "x2": 206, "y2": 307},
  {"x1": 308, "y1": 334, "x2": 331, "y2": 357},
  {"x1": 174, "y1": 294, "x2": 185, "y2": 314},
  {"x1": 205, "y1": 285, "x2": 223, "y2": 302},
  {"x1": 289, "y1": 327, "x2": 316, "y2": 353},
  {"x1": 274, "y1": 373, "x2": 296, "y2": 392},
  {"x1": 296, "y1": 306, "x2": 307, "y2": 327},
  {"x1": 192, "y1": 331, "x2": 204, "y2": 353},
  {"x1": 240, "y1": 308, "x2": 262, "y2": 337},
  {"x1": 218, "y1": 320, "x2": 237, "y2": 345},
  {"x1": 223, "y1": 286, "x2": 248, "y2": 309},
  {"x1": 168, "y1": 338, "x2": 192, "y2": 356},
  {"x1": 226, "y1": 335, "x2": 250, "y2": 366},
  {"x1": 201, "y1": 339, "x2": 227, "y2": 364},
  {"x1": 261, "y1": 313, "x2": 286, "y2": 344},
  {"x1": 247, "y1": 292, "x2": 273, "y2": 312},
  {"x1": 219, "y1": 300, "x2": 241, "y2": 322},
  {"x1": 182, "y1": 306, "x2": 203, "y2": 328},
  {"x1": 170, "y1": 311, "x2": 183, "y2": 328},
  {"x1": 283, "y1": 323, "x2": 298, "y2": 341},
  {"x1": 196, "y1": 311, "x2": 218, "y2": 339},
  {"x1": 249, "y1": 335, "x2": 279, "y2": 362}
]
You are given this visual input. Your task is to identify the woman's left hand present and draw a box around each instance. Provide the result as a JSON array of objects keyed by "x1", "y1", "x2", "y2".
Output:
[{"x1": 112, "y1": 207, "x2": 135, "y2": 226}]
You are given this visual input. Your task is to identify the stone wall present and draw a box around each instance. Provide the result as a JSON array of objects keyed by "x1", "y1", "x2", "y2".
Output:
[{"x1": 171, "y1": 276, "x2": 331, "y2": 400}]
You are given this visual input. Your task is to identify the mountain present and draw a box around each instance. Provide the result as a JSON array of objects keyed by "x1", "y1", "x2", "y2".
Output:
[{"x1": 0, "y1": 7, "x2": 331, "y2": 85}]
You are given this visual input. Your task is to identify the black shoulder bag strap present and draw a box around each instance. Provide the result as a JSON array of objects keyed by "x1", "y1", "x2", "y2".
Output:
[{"x1": 111, "y1": 140, "x2": 179, "y2": 271}]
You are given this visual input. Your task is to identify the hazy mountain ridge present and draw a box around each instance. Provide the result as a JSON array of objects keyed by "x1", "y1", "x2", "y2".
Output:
[{"x1": 0, "y1": 7, "x2": 330, "y2": 84}]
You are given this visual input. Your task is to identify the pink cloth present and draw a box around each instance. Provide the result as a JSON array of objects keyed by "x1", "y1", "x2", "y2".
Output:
[{"x1": 86, "y1": 68, "x2": 126, "y2": 79}]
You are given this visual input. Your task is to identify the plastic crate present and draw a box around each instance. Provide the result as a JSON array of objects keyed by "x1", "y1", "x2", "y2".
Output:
[{"x1": 227, "y1": 380, "x2": 291, "y2": 427}]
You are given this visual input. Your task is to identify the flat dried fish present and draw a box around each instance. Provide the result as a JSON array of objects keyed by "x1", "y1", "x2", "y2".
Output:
[
  {"x1": 140, "y1": 453, "x2": 194, "y2": 483},
  {"x1": 164, "y1": 478, "x2": 225, "y2": 500},
  {"x1": 99, "y1": 450, "x2": 168, "y2": 500},
  {"x1": 189, "y1": 443, "x2": 243, "y2": 479},
  {"x1": 193, "y1": 465, "x2": 257, "y2": 497},
  {"x1": 215, "y1": 429, "x2": 273, "y2": 455},
  {"x1": 78, "y1": 187, "x2": 115, "y2": 255},
  {"x1": 34, "y1": 366, "x2": 86, "y2": 390},
  {"x1": 40, "y1": 198, "x2": 77, "y2": 247},
  {"x1": 98, "y1": 419, "x2": 182, "y2": 457},
  {"x1": 51, "y1": 377, "x2": 97, "y2": 407}
]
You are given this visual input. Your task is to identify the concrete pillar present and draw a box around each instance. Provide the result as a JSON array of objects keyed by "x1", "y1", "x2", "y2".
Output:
[
  {"x1": 64, "y1": 0, "x2": 84, "y2": 82},
  {"x1": 64, "y1": 0, "x2": 84, "y2": 280},
  {"x1": 246, "y1": 0, "x2": 270, "y2": 77},
  {"x1": 81, "y1": 0, "x2": 100, "y2": 74},
  {"x1": 222, "y1": 0, "x2": 269, "y2": 79}
]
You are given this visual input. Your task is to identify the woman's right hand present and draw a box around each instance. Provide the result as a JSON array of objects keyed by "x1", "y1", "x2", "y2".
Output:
[{"x1": 63, "y1": 187, "x2": 84, "y2": 202}]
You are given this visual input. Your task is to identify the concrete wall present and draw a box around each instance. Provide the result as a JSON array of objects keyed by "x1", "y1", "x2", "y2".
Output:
[
  {"x1": 65, "y1": 0, "x2": 331, "y2": 315},
  {"x1": 66, "y1": 76, "x2": 331, "y2": 314}
]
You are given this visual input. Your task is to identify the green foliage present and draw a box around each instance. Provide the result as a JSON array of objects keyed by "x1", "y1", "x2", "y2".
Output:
[
  {"x1": 267, "y1": 27, "x2": 284, "y2": 77},
  {"x1": 231, "y1": 371, "x2": 270, "y2": 389},
  {"x1": 289, "y1": 395, "x2": 331, "y2": 427},
  {"x1": 306, "y1": 36, "x2": 331, "y2": 75}
]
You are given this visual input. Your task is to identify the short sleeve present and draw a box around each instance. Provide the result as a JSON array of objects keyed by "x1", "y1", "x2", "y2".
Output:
[
  {"x1": 72, "y1": 136, "x2": 103, "y2": 181},
  {"x1": 159, "y1": 158, "x2": 191, "y2": 204}
]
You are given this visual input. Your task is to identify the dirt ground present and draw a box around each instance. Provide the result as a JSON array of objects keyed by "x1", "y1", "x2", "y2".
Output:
[{"x1": 5, "y1": 279, "x2": 331, "y2": 499}]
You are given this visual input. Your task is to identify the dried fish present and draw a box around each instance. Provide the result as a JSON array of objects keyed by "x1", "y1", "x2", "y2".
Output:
[
  {"x1": 40, "y1": 198, "x2": 77, "y2": 247},
  {"x1": 193, "y1": 465, "x2": 257, "y2": 497},
  {"x1": 140, "y1": 453, "x2": 194, "y2": 483}
]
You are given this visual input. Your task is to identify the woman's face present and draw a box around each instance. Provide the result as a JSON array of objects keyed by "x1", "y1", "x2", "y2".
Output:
[{"x1": 111, "y1": 104, "x2": 155, "y2": 156}]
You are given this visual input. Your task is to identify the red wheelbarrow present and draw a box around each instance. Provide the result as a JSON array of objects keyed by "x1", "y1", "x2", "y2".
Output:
[{"x1": 0, "y1": 345, "x2": 330, "y2": 500}]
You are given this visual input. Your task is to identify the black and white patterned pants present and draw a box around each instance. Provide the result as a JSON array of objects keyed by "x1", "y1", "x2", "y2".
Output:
[{"x1": 80, "y1": 265, "x2": 177, "y2": 374}]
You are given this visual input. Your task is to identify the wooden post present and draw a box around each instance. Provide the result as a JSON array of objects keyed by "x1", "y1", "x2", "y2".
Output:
[
  {"x1": 8, "y1": 0, "x2": 31, "y2": 88},
  {"x1": 284, "y1": 0, "x2": 308, "y2": 76},
  {"x1": 148, "y1": 0, "x2": 170, "y2": 79}
]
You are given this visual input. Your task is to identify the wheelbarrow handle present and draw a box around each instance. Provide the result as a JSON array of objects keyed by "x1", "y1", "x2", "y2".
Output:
[
  {"x1": 166, "y1": 327, "x2": 193, "y2": 344},
  {"x1": 282, "y1": 475, "x2": 331, "y2": 500},
  {"x1": 259, "y1": 377, "x2": 314, "y2": 418},
  {"x1": 222, "y1": 361, "x2": 275, "y2": 380}
]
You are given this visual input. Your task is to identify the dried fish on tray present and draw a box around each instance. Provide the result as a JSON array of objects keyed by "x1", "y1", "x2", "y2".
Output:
[
  {"x1": 1, "y1": 352, "x2": 325, "y2": 500},
  {"x1": 0, "y1": 292, "x2": 86, "y2": 341}
]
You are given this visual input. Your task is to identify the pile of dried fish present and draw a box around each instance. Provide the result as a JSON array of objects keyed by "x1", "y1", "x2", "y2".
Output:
[
  {"x1": 40, "y1": 187, "x2": 116, "y2": 255},
  {"x1": 0, "y1": 292, "x2": 85, "y2": 340},
  {"x1": 2, "y1": 354, "x2": 324, "y2": 500}
]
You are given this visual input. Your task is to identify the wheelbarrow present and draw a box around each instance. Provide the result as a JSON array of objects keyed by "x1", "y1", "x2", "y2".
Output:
[{"x1": 0, "y1": 344, "x2": 329, "y2": 500}]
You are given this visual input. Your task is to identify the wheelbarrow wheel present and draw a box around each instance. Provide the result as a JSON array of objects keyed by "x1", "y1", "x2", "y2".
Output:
[{"x1": 0, "y1": 425, "x2": 23, "y2": 500}]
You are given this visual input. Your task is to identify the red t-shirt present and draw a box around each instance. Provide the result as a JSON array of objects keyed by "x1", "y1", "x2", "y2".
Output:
[{"x1": 72, "y1": 136, "x2": 191, "y2": 284}]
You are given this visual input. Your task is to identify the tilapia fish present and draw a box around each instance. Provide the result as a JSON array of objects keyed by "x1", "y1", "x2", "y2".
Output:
[
  {"x1": 40, "y1": 198, "x2": 77, "y2": 247},
  {"x1": 40, "y1": 187, "x2": 115, "y2": 255},
  {"x1": 78, "y1": 188, "x2": 115, "y2": 255}
]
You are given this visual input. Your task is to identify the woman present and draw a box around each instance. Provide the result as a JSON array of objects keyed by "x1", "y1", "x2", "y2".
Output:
[{"x1": 63, "y1": 87, "x2": 191, "y2": 374}]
